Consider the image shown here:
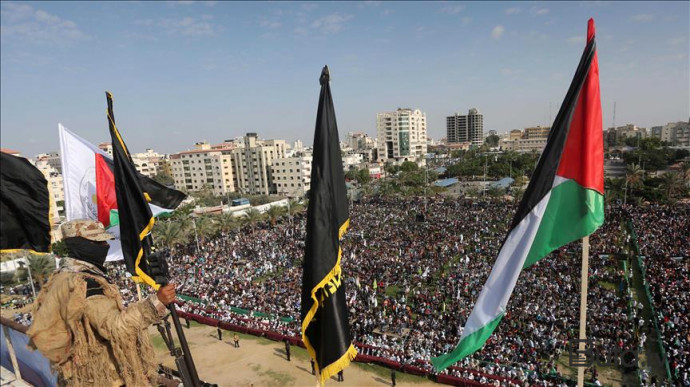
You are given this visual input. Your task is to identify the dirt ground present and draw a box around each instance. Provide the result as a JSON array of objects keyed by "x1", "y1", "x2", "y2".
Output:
[{"x1": 150, "y1": 323, "x2": 438, "y2": 387}]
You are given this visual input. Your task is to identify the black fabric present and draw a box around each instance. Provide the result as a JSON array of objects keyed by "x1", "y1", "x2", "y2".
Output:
[
  {"x1": 85, "y1": 277, "x2": 104, "y2": 298},
  {"x1": 65, "y1": 237, "x2": 109, "y2": 272},
  {"x1": 0, "y1": 152, "x2": 51, "y2": 252},
  {"x1": 100, "y1": 156, "x2": 186, "y2": 209},
  {"x1": 510, "y1": 38, "x2": 596, "y2": 230},
  {"x1": 106, "y1": 92, "x2": 157, "y2": 285},
  {"x1": 301, "y1": 66, "x2": 353, "y2": 371}
]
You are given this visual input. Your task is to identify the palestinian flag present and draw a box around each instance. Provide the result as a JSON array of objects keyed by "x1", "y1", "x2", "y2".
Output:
[
  {"x1": 0, "y1": 152, "x2": 51, "y2": 253},
  {"x1": 59, "y1": 123, "x2": 186, "y2": 262},
  {"x1": 301, "y1": 66, "x2": 356, "y2": 383},
  {"x1": 432, "y1": 18, "x2": 604, "y2": 371}
]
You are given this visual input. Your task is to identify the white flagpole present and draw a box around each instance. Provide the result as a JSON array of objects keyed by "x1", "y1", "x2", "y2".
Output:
[{"x1": 577, "y1": 236, "x2": 590, "y2": 387}]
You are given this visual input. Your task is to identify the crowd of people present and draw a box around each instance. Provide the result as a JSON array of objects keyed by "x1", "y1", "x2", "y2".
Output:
[
  {"x1": 104, "y1": 196, "x2": 665, "y2": 385},
  {"x1": 7, "y1": 195, "x2": 686, "y2": 386},
  {"x1": 628, "y1": 205, "x2": 690, "y2": 385}
]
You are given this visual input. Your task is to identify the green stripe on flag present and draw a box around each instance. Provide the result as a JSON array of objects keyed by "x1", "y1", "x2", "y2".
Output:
[
  {"x1": 523, "y1": 179, "x2": 604, "y2": 269},
  {"x1": 431, "y1": 313, "x2": 505, "y2": 371},
  {"x1": 109, "y1": 209, "x2": 120, "y2": 228}
]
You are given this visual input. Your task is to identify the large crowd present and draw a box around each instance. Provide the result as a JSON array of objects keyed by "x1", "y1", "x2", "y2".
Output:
[
  {"x1": 110, "y1": 196, "x2": 667, "y2": 386},
  {"x1": 628, "y1": 205, "x2": 690, "y2": 385},
  {"x1": 6, "y1": 196, "x2": 688, "y2": 386}
]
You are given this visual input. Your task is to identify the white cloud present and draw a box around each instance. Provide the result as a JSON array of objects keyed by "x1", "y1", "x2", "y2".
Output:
[
  {"x1": 668, "y1": 36, "x2": 687, "y2": 46},
  {"x1": 441, "y1": 5, "x2": 464, "y2": 14},
  {"x1": 301, "y1": 3, "x2": 318, "y2": 11},
  {"x1": 501, "y1": 68, "x2": 523, "y2": 77},
  {"x1": 260, "y1": 20, "x2": 282, "y2": 30},
  {"x1": 135, "y1": 15, "x2": 218, "y2": 36},
  {"x1": 311, "y1": 13, "x2": 353, "y2": 34},
  {"x1": 492, "y1": 25, "x2": 505, "y2": 39},
  {"x1": 567, "y1": 36, "x2": 584, "y2": 45},
  {"x1": 294, "y1": 27, "x2": 308, "y2": 36},
  {"x1": 1, "y1": 2, "x2": 89, "y2": 44},
  {"x1": 461, "y1": 17, "x2": 472, "y2": 25},
  {"x1": 170, "y1": 1, "x2": 217, "y2": 7},
  {"x1": 530, "y1": 7, "x2": 549, "y2": 16},
  {"x1": 631, "y1": 14, "x2": 653, "y2": 22},
  {"x1": 505, "y1": 7, "x2": 521, "y2": 15}
]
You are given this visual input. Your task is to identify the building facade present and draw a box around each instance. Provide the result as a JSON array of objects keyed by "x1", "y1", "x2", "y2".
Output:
[
  {"x1": 447, "y1": 108, "x2": 484, "y2": 145},
  {"x1": 170, "y1": 142, "x2": 234, "y2": 196},
  {"x1": 377, "y1": 108, "x2": 427, "y2": 164},
  {"x1": 271, "y1": 154, "x2": 312, "y2": 197},
  {"x1": 231, "y1": 133, "x2": 287, "y2": 195}
]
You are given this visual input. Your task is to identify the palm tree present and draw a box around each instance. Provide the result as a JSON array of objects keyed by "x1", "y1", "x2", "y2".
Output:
[
  {"x1": 27, "y1": 253, "x2": 56, "y2": 285},
  {"x1": 216, "y1": 213, "x2": 240, "y2": 235},
  {"x1": 659, "y1": 171, "x2": 683, "y2": 203},
  {"x1": 155, "y1": 220, "x2": 186, "y2": 249},
  {"x1": 193, "y1": 216, "x2": 216, "y2": 240},
  {"x1": 243, "y1": 208, "x2": 264, "y2": 232},
  {"x1": 605, "y1": 178, "x2": 625, "y2": 204},
  {"x1": 265, "y1": 205, "x2": 286, "y2": 227},
  {"x1": 681, "y1": 162, "x2": 690, "y2": 187},
  {"x1": 624, "y1": 163, "x2": 644, "y2": 204}
]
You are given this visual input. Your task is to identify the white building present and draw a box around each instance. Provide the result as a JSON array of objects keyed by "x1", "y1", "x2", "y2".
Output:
[
  {"x1": 33, "y1": 155, "x2": 64, "y2": 222},
  {"x1": 271, "y1": 154, "x2": 312, "y2": 198},
  {"x1": 170, "y1": 142, "x2": 234, "y2": 196},
  {"x1": 231, "y1": 133, "x2": 287, "y2": 195},
  {"x1": 342, "y1": 153, "x2": 364, "y2": 170},
  {"x1": 131, "y1": 148, "x2": 167, "y2": 178},
  {"x1": 447, "y1": 108, "x2": 484, "y2": 145},
  {"x1": 377, "y1": 108, "x2": 428, "y2": 164}
]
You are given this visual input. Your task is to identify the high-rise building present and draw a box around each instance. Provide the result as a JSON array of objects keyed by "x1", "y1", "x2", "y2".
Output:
[
  {"x1": 33, "y1": 155, "x2": 64, "y2": 222},
  {"x1": 170, "y1": 142, "x2": 234, "y2": 195},
  {"x1": 271, "y1": 154, "x2": 312, "y2": 198},
  {"x1": 231, "y1": 133, "x2": 287, "y2": 195},
  {"x1": 131, "y1": 148, "x2": 167, "y2": 178},
  {"x1": 446, "y1": 108, "x2": 484, "y2": 145},
  {"x1": 377, "y1": 108, "x2": 427, "y2": 164}
]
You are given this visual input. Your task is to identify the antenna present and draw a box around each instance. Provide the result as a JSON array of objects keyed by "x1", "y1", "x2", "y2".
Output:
[{"x1": 612, "y1": 102, "x2": 616, "y2": 130}]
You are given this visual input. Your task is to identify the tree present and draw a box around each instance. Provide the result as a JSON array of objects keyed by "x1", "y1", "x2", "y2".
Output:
[
  {"x1": 624, "y1": 164, "x2": 645, "y2": 204},
  {"x1": 193, "y1": 216, "x2": 216, "y2": 240},
  {"x1": 152, "y1": 172, "x2": 174, "y2": 186},
  {"x1": 216, "y1": 213, "x2": 240, "y2": 234},
  {"x1": 400, "y1": 161, "x2": 419, "y2": 172},
  {"x1": 605, "y1": 178, "x2": 625, "y2": 204},
  {"x1": 155, "y1": 220, "x2": 186, "y2": 248},
  {"x1": 484, "y1": 134, "x2": 500, "y2": 148},
  {"x1": 243, "y1": 208, "x2": 264, "y2": 231},
  {"x1": 659, "y1": 172, "x2": 684, "y2": 202},
  {"x1": 357, "y1": 168, "x2": 372, "y2": 185},
  {"x1": 27, "y1": 253, "x2": 56, "y2": 285},
  {"x1": 265, "y1": 205, "x2": 286, "y2": 227}
]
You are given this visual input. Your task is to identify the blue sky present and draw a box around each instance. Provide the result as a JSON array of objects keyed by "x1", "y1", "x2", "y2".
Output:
[{"x1": 1, "y1": 1, "x2": 688, "y2": 156}]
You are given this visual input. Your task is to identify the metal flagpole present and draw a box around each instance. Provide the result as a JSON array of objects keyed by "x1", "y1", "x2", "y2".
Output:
[{"x1": 577, "y1": 236, "x2": 590, "y2": 387}]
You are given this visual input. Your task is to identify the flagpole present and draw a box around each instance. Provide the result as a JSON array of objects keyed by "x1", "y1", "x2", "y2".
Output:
[{"x1": 577, "y1": 235, "x2": 590, "y2": 387}]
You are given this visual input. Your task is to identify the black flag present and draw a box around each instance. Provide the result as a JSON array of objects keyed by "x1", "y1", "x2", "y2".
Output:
[
  {"x1": 301, "y1": 66, "x2": 356, "y2": 383},
  {"x1": 106, "y1": 92, "x2": 159, "y2": 289},
  {"x1": 0, "y1": 152, "x2": 51, "y2": 253}
]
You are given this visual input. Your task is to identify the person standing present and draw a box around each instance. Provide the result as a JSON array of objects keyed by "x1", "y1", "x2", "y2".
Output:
[
  {"x1": 311, "y1": 359, "x2": 315, "y2": 375},
  {"x1": 391, "y1": 370, "x2": 396, "y2": 386},
  {"x1": 217, "y1": 328, "x2": 223, "y2": 341},
  {"x1": 337, "y1": 370, "x2": 344, "y2": 382},
  {"x1": 234, "y1": 333, "x2": 240, "y2": 348},
  {"x1": 284, "y1": 339, "x2": 291, "y2": 361},
  {"x1": 27, "y1": 219, "x2": 176, "y2": 386}
]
